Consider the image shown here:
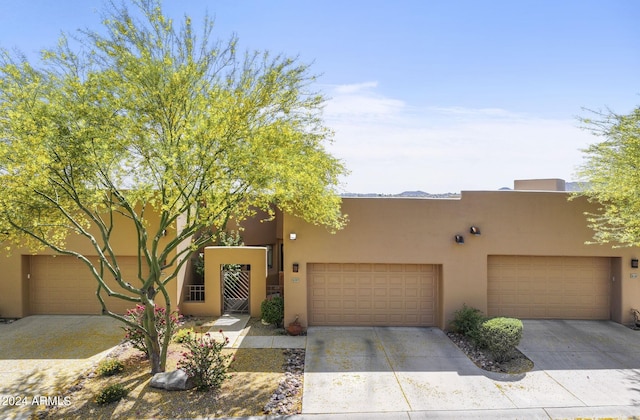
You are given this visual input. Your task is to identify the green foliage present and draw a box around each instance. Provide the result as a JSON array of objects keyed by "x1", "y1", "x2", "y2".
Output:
[
  {"x1": 177, "y1": 332, "x2": 233, "y2": 391},
  {"x1": 173, "y1": 327, "x2": 195, "y2": 343},
  {"x1": 219, "y1": 230, "x2": 244, "y2": 272},
  {"x1": 193, "y1": 254, "x2": 205, "y2": 283},
  {"x1": 96, "y1": 358, "x2": 124, "y2": 377},
  {"x1": 576, "y1": 107, "x2": 640, "y2": 246},
  {"x1": 450, "y1": 304, "x2": 485, "y2": 343},
  {"x1": 479, "y1": 317, "x2": 523, "y2": 363},
  {"x1": 218, "y1": 230, "x2": 244, "y2": 247},
  {"x1": 260, "y1": 296, "x2": 284, "y2": 327},
  {"x1": 122, "y1": 305, "x2": 182, "y2": 356},
  {"x1": 0, "y1": 0, "x2": 346, "y2": 374},
  {"x1": 95, "y1": 383, "x2": 128, "y2": 405}
]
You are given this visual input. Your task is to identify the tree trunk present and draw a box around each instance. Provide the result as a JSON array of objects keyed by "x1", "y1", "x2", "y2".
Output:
[
  {"x1": 144, "y1": 303, "x2": 164, "y2": 374},
  {"x1": 149, "y1": 340, "x2": 163, "y2": 374}
]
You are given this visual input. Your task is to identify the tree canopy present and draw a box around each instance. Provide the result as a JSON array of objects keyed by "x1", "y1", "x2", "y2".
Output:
[
  {"x1": 575, "y1": 106, "x2": 640, "y2": 247},
  {"x1": 0, "y1": 0, "x2": 347, "y2": 372}
]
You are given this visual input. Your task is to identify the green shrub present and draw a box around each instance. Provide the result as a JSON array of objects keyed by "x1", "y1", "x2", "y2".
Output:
[
  {"x1": 450, "y1": 304, "x2": 485, "y2": 343},
  {"x1": 173, "y1": 327, "x2": 195, "y2": 343},
  {"x1": 177, "y1": 332, "x2": 233, "y2": 391},
  {"x1": 96, "y1": 358, "x2": 124, "y2": 377},
  {"x1": 479, "y1": 317, "x2": 523, "y2": 362},
  {"x1": 95, "y1": 383, "x2": 128, "y2": 405},
  {"x1": 260, "y1": 296, "x2": 284, "y2": 327}
]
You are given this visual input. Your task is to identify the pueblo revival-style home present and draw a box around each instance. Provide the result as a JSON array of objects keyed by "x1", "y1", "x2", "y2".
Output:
[{"x1": 0, "y1": 179, "x2": 638, "y2": 329}]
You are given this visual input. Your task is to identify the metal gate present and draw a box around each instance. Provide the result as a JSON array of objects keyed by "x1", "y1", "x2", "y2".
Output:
[{"x1": 221, "y1": 267, "x2": 250, "y2": 313}]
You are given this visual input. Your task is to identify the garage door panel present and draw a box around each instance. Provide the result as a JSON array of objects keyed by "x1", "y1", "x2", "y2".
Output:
[
  {"x1": 402, "y1": 301, "x2": 417, "y2": 310},
  {"x1": 388, "y1": 288, "x2": 402, "y2": 298},
  {"x1": 343, "y1": 277, "x2": 357, "y2": 286},
  {"x1": 308, "y1": 263, "x2": 438, "y2": 326},
  {"x1": 354, "y1": 314, "x2": 370, "y2": 323},
  {"x1": 358, "y1": 277, "x2": 372, "y2": 285},
  {"x1": 327, "y1": 301, "x2": 342, "y2": 310},
  {"x1": 421, "y1": 289, "x2": 433, "y2": 300},
  {"x1": 488, "y1": 256, "x2": 610, "y2": 320},
  {"x1": 311, "y1": 289, "x2": 326, "y2": 298},
  {"x1": 394, "y1": 314, "x2": 413, "y2": 323},
  {"x1": 31, "y1": 255, "x2": 148, "y2": 315},
  {"x1": 343, "y1": 263, "x2": 357, "y2": 272},
  {"x1": 358, "y1": 300, "x2": 371, "y2": 309}
]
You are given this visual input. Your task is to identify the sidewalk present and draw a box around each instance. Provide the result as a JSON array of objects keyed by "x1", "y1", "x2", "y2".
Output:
[{"x1": 207, "y1": 313, "x2": 306, "y2": 349}]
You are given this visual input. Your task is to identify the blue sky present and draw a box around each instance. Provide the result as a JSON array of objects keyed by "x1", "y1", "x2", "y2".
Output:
[{"x1": 1, "y1": 1, "x2": 639, "y2": 193}]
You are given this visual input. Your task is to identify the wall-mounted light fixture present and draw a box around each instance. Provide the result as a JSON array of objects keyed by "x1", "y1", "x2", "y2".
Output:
[
  {"x1": 289, "y1": 233, "x2": 297, "y2": 240},
  {"x1": 454, "y1": 235, "x2": 464, "y2": 244},
  {"x1": 632, "y1": 258, "x2": 638, "y2": 269},
  {"x1": 470, "y1": 226, "x2": 481, "y2": 235},
  {"x1": 292, "y1": 263, "x2": 299, "y2": 272}
]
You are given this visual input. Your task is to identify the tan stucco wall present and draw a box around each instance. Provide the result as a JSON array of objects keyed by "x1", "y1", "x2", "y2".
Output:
[
  {"x1": 3, "y1": 189, "x2": 640, "y2": 328},
  {"x1": 283, "y1": 191, "x2": 640, "y2": 329},
  {"x1": 0, "y1": 203, "x2": 178, "y2": 318},
  {"x1": 182, "y1": 246, "x2": 267, "y2": 317}
]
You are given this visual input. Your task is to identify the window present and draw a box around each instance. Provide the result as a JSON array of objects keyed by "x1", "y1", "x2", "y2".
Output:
[{"x1": 267, "y1": 245, "x2": 273, "y2": 269}]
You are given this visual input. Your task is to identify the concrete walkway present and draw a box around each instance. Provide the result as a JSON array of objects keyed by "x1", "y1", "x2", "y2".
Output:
[
  {"x1": 301, "y1": 321, "x2": 640, "y2": 419},
  {"x1": 208, "y1": 313, "x2": 306, "y2": 349}
]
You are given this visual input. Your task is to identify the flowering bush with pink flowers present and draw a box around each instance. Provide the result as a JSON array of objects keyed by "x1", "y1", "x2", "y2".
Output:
[
  {"x1": 122, "y1": 304, "x2": 182, "y2": 355},
  {"x1": 178, "y1": 330, "x2": 233, "y2": 391}
]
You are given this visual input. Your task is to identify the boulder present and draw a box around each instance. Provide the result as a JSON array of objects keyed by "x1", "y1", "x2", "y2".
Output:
[{"x1": 150, "y1": 369, "x2": 195, "y2": 391}]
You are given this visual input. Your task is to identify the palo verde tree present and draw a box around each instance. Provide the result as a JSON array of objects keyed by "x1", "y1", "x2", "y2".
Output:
[
  {"x1": 0, "y1": 0, "x2": 346, "y2": 373},
  {"x1": 575, "y1": 106, "x2": 640, "y2": 247}
]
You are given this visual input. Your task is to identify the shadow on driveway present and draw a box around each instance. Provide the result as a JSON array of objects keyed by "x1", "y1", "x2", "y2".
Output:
[
  {"x1": 303, "y1": 321, "x2": 640, "y2": 416},
  {"x1": 0, "y1": 315, "x2": 124, "y2": 418},
  {"x1": 0, "y1": 315, "x2": 122, "y2": 359},
  {"x1": 520, "y1": 319, "x2": 640, "y2": 370}
]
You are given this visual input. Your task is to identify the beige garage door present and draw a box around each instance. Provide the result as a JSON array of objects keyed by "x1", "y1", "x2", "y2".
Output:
[
  {"x1": 488, "y1": 256, "x2": 611, "y2": 319},
  {"x1": 30, "y1": 255, "x2": 146, "y2": 315},
  {"x1": 308, "y1": 263, "x2": 438, "y2": 326}
]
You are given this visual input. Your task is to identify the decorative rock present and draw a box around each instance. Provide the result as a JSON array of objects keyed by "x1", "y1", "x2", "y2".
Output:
[
  {"x1": 150, "y1": 369, "x2": 195, "y2": 391},
  {"x1": 263, "y1": 349, "x2": 305, "y2": 415}
]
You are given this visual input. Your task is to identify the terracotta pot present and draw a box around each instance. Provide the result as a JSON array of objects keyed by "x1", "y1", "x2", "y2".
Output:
[{"x1": 287, "y1": 321, "x2": 303, "y2": 336}]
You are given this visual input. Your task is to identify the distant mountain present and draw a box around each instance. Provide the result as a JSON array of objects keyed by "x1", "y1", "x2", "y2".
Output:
[
  {"x1": 341, "y1": 190, "x2": 460, "y2": 198},
  {"x1": 341, "y1": 182, "x2": 587, "y2": 197},
  {"x1": 398, "y1": 190, "x2": 431, "y2": 197}
]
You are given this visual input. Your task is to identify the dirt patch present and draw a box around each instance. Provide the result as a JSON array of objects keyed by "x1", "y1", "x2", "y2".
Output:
[
  {"x1": 40, "y1": 342, "x2": 302, "y2": 419},
  {"x1": 446, "y1": 331, "x2": 534, "y2": 374},
  {"x1": 180, "y1": 316, "x2": 219, "y2": 333},
  {"x1": 243, "y1": 317, "x2": 287, "y2": 336}
]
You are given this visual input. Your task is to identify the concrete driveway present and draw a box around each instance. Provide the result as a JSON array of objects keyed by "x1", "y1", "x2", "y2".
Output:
[
  {"x1": 303, "y1": 321, "x2": 640, "y2": 418},
  {"x1": 0, "y1": 315, "x2": 123, "y2": 419}
]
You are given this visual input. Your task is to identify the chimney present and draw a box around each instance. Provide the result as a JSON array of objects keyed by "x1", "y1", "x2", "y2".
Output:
[{"x1": 514, "y1": 179, "x2": 566, "y2": 191}]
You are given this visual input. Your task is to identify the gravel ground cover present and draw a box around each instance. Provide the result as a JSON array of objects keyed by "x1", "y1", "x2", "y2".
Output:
[
  {"x1": 243, "y1": 317, "x2": 287, "y2": 336},
  {"x1": 446, "y1": 331, "x2": 533, "y2": 374},
  {"x1": 40, "y1": 318, "x2": 304, "y2": 419}
]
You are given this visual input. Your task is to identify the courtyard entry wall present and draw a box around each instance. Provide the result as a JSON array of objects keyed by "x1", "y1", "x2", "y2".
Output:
[{"x1": 180, "y1": 246, "x2": 267, "y2": 317}]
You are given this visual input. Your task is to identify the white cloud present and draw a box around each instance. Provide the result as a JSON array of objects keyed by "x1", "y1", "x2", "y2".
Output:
[
  {"x1": 323, "y1": 81, "x2": 405, "y2": 121},
  {"x1": 322, "y1": 83, "x2": 596, "y2": 194},
  {"x1": 332, "y1": 81, "x2": 379, "y2": 94}
]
